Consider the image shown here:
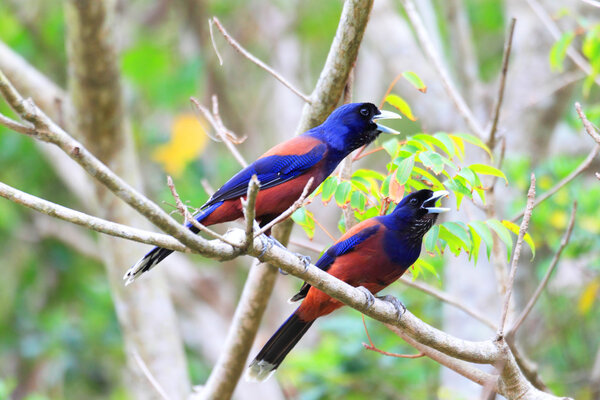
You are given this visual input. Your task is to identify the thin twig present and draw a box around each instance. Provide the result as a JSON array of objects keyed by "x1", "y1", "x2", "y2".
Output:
[
  {"x1": 167, "y1": 176, "x2": 240, "y2": 248},
  {"x1": 400, "y1": 0, "x2": 485, "y2": 138},
  {"x1": 241, "y1": 175, "x2": 260, "y2": 248},
  {"x1": 0, "y1": 112, "x2": 35, "y2": 135},
  {"x1": 190, "y1": 96, "x2": 247, "y2": 167},
  {"x1": 361, "y1": 315, "x2": 424, "y2": 358},
  {"x1": 314, "y1": 216, "x2": 337, "y2": 241},
  {"x1": 399, "y1": 277, "x2": 497, "y2": 330},
  {"x1": 353, "y1": 146, "x2": 385, "y2": 161},
  {"x1": 0, "y1": 180, "x2": 188, "y2": 252},
  {"x1": 210, "y1": 17, "x2": 311, "y2": 103},
  {"x1": 510, "y1": 145, "x2": 599, "y2": 222},
  {"x1": 208, "y1": 18, "x2": 223, "y2": 66},
  {"x1": 132, "y1": 349, "x2": 172, "y2": 400},
  {"x1": 498, "y1": 174, "x2": 536, "y2": 335},
  {"x1": 254, "y1": 177, "x2": 314, "y2": 238},
  {"x1": 527, "y1": 0, "x2": 600, "y2": 87},
  {"x1": 509, "y1": 201, "x2": 577, "y2": 334},
  {"x1": 576, "y1": 102, "x2": 600, "y2": 145},
  {"x1": 488, "y1": 18, "x2": 516, "y2": 149}
]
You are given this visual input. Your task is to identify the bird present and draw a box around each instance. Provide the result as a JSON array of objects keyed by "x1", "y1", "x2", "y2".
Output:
[
  {"x1": 246, "y1": 189, "x2": 449, "y2": 382},
  {"x1": 124, "y1": 102, "x2": 401, "y2": 284}
]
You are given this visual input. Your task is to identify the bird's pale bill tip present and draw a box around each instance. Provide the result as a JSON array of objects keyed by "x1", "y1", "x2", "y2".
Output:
[
  {"x1": 374, "y1": 110, "x2": 402, "y2": 120},
  {"x1": 376, "y1": 123, "x2": 400, "y2": 135}
]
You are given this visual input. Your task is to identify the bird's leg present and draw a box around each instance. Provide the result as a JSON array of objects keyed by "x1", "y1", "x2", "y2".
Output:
[
  {"x1": 295, "y1": 254, "x2": 311, "y2": 271},
  {"x1": 356, "y1": 286, "x2": 375, "y2": 309},
  {"x1": 257, "y1": 234, "x2": 285, "y2": 262},
  {"x1": 377, "y1": 294, "x2": 406, "y2": 320}
]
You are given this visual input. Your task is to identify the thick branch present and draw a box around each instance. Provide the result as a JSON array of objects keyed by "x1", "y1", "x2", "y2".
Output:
[{"x1": 295, "y1": 0, "x2": 374, "y2": 134}]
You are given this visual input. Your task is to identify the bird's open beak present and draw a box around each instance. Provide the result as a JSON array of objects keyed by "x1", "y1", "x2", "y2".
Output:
[
  {"x1": 422, "y1": 190, "x2": 450, "y2": 214},
  {"x1": 373, "y1": 110, "x2": 402, "y2": 135}
]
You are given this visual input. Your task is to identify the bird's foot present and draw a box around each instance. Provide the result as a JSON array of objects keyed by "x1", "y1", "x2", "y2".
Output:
[
  {"x1": 258, "y1": 234, "x2": 286, "y2": 261},
  {"x1": 295, "y1": 253, "x2": 312, "y2": 272},
  {"x1": 356, "y1": 286, "x2": 376, "y2": 309},
  {"x1": 377, "y1": 295, "x2": 406, "y2": 320}
]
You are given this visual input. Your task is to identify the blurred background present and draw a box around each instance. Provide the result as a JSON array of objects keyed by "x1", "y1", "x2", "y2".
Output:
[{"x1": 0, "y1": 0, "x2": 599, "y2": 399}]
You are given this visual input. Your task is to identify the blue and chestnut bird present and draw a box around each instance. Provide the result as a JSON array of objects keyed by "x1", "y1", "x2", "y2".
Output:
[
  {"x1": 246, "y1": 189, "x2": 448, "y2": 381},
  {"x1": 124, "y1": 103, "x2": 400, "y2": 284}
]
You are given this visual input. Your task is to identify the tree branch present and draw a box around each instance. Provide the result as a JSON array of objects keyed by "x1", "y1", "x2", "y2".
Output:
[
  {"x1": 509, "y1": 201, "x2": 577, "y2": 335},
  {"x1": 499, "y1": 175, "x2": 536, "y2": 335},
  {"x1": 210, "y1": 17, "x2": 311, "y2": 104},
  {"x1": 0, "y1": 181, "x2": 188, "y2": 252},
  {"x1": 400, "y1": 0, "x2": 485, "y2": 138},
  {"x1": 487, "y1": 18, "x2": 516, "y2": 149},
  {"x1": 295, "y1": 0, "x2": 374, "y2": 135}
]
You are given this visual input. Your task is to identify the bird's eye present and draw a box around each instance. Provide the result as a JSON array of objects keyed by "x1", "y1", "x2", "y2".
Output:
[
  {"x1": 409, "y1": 198, "x2": 419, "y2": 206},
  {"x1": 359, "y1": 107, "x2": 370, "y2": 117}
]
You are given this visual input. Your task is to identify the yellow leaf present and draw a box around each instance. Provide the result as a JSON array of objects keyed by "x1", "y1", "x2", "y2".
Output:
[
  {"x1": 578, "y1": 279, "x2": 600, "y2": 315},
  {"x1": 385, "y1": 94, "x2": 417, "y2": 121},
  {"x1": 152, "y1": 114, "x2": 209, "y2": 176}
]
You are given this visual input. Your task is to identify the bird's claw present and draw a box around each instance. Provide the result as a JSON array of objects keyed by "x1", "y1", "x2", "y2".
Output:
[
  {"x1": 356, "y1": 286, "x2": 375, "y2": 309},
  {"x1": 294, "y1": 253, "x2": 311, "y2": 272},
  {"x1": 258, "y1": 234, "x2": 286, "y2": 261},
  {"x1": 377, "y1": 294, "x2": 406, "y2": 320}
]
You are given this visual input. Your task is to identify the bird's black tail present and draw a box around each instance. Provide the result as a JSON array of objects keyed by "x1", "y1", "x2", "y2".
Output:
[
  {"x1": 123, "y1": 202, "x2": 223, "y2": 285},
  {"x1": 246, "y1": 309, "x2": 314, "y2": 382}
]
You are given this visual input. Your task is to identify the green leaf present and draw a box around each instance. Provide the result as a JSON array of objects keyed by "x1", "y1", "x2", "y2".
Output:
[
  {"x1": 334, "y1": 181, "x2": 352, "y2": 206},
  {"x1": 350, "y1": 176, "x2": 371, "y2": 193},
  {"x1": 395, "y1": 155, "x2": 415, "y2": 185},
  {"x1": 415, "y1": 258, "x2": 439, "y2": 278},
  {"x1": 501, "y1": 220, "x2": 536, "y2": 260},
  {"x1": 469, "y1": 221, "x2": 494, "y2": 260},
  {"x1": 438, "y1": 225, "x2": 463, "y2": 256},
  {"x1": 385, "y1": 94, "x2": 417, "y2": 121},
  {"x1": 470, "y1": 228, "x2": 481, "y2": 264},
  {"x1": 382, "y1": 138, "x2": 400, "y2": 156},
  {"x1": 443, "y1": 222, "x2": 472, "y2": 250},
  {"x1": 469, "y1": 164, "x2": 508, "y2": 184},
  {"x1": 350, "y1": 191, "x2": 367, "y2": 212},
  {"x1": 418, "y1": 151, "x2": 444, "y2": 174},
  {"x1": 433, "y1": 132, "x2": 456, "y2": 158},
  {"x1": 380, "y1": 173, "x2": 393, "y2": 197},
  {"x1": 292, "y1": 207, "x2": 315, "y2": 239},
  {"x1": 413, "y1": 166, "x2": 444, "y2": 190},
  {"x1": 321, "y1": 177, "x2": 338, "y2": 203},
  {"x1": 353, "y1": 169, "x2": 386, "y2": 181},
  {"x1": 402, "y1": 71, "x2": 427, "y2": 93},
  {"x1": 452, "y1": 133, "x2": 492, "y2": 158},
  {"x1": 413, "y1": 133, "x2": 452, "y2": 157},
  {"x1": 550, "y1": 31, "x2": 575, "y2": 72},
  {"x1": 486, "y1": 219, "x2": 514, "y2": 261},
  {"x1": 424, "y1": 225, "x2": 439, "y2": 254}
]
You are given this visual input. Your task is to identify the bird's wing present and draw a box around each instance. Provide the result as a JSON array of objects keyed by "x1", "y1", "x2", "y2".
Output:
[
  {"x1": 202, "y1": 143, "x2": 327, "y2": 209},
  {"x1": 289, "y1": 223, "x2": 380, "y2": 302}
]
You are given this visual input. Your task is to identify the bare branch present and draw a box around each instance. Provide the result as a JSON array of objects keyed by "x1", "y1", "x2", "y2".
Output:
[
  {"x1": 527, "y1": 0, "x2": 600, "y2": 87},
  {"x1": 132, "y1": 349, "x2": 173, "y2": 400},
  {"x1": 510, "y1": 145, "x2": 599, "y2": 222},
  {"x1": 210, "y1": 17, "x2": 311, "y2": 104},
  {"x1": 0, "y1": 181, "x2": 188, "y2": 252},
  {"x1": 499, "y1": 175, "x2": 536, "y2": 335},
  {"x1": 190, "y1": 96, "x2": 248, "y2": 167},
  {"x1": 488, "y1": 18, "x2": 516, "y2": 149},
  {"x1": 0, "y1": 69, "x2": 231, "y2": 258},
  {"x1": 388, "y1": 325, "x2": 498, "y2": 389},
  {"x1": 241, "y1": 175, "x2": 260, "y2": 249},
  {"x1": 208, "y1": 18, "x2": 224, "y2": 66},
  {"x1": 509, "y1": 202, "x2": 577, "y2": 334},
  {"x1": 576, "y1": 102, "x2": 600, "y2": 145},
  {"x1": 166, "y1": 176, "x2": 239, "y2": 247},
  {"x1": 400, "y1": 0, "x2": 485, "y2": 138},
  {"x1": 362, "y1": 316, "x2": 424, "y2": 358},
  {"x1": 254, "y1": 177, "x2": 314, "y2": 238},
  {"x1": 399, "y1": 277, "x2": 497, "y2": 330},
  {"x1": 0, "y1": 112, "x2": 36, "y2": 135}
]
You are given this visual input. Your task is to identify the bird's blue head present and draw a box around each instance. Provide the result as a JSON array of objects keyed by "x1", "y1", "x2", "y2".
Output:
[
  {"x1": 313, "y1": 102, "x2": 401, "y2": 154},
  {"x1": 388, "y1": 189, "x2": 449, "y2": 238}
]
